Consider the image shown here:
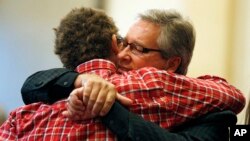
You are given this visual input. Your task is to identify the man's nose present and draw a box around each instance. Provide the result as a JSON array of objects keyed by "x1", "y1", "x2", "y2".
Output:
[{"x1": 117, "y1": 47, "x2": 131, "y2": 63}]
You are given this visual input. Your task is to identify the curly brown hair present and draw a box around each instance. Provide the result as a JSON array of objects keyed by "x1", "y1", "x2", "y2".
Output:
[{"x1": 54, "y1": 7, "x2": 118, "y2": 70}]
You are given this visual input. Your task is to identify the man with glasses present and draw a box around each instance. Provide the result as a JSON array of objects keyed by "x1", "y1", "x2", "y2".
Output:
[
  {"x1": 119, "y1": 37, "x2": 162, "y2": 53},
  {"x1": 19, "y1": 9, "x2": 245, "y2": 140}
]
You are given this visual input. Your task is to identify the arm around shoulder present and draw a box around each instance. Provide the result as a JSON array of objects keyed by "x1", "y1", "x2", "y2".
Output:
[{"x1": 21, "y1": 68, "x2": 78, "y2": 104}]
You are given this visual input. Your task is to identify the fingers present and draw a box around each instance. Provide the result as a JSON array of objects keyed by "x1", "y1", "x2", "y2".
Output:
[
  {"x1": 64, "y1": 74, "x2": 123, "y2": 120},
  {"x1": 85, "y1": 80, "x2": 111, "y2": 116},
  {"x1": 62, "y1": 107, "x2": 81, "y2": 121},
  {"x1": 74, "y1": 75, "x2": 83, "y2": 88},
  {"x1": 83, "y1": 78, "x2": 117, "y2": 117},
  {"x1": 91, "y1": 86, "x2": 108, "y2": 116},
  {"x1": 68, "y1": 95, "x2": 84, "y2": 112},
  {"x1": 63, "y1": 87, "x2": 85, "y2": 120},
  {"x1": 82, "y1": 81, "x2": 92, "y2": 107},
  {"x1": 116, "y1": 93, "x2": 133, "y2": 106},
  {"x1": 69, "y1": 88, "x2": 85, "y2": 111},
  {"x1": 84, "y1": 80, "x2": 99, "y2": 112},
  {"x1": 99, "y1": 90, "x2": 116, "y2": 116}
]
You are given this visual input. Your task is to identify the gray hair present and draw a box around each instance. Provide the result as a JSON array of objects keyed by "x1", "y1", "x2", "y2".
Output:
[{"x1": 138, "y1": 9, "x2": 196, "y2": 75}]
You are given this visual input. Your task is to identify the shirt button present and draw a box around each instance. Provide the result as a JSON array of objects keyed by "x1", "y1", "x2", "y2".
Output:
[
  {"x1": 35, "y1": 81, "x2": 43, "y2": 87},
  {"x1": 63, "y1": 82, "x2": 68, "y2": 86}
]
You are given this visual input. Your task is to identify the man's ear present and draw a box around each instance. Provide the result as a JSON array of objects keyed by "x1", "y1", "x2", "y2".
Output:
[
  {"x1": 111, "y1": 34, "x2": 119, "y2": 55},
  {"x1": 165, "y1": 57, "x2": 181, "y2": 73}
]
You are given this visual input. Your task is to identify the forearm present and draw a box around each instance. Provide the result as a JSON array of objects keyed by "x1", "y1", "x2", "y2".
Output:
[
  {"x1": 102, "y1": 103, "x2": 236, "y2": 141},
  {"x1": 117, "y1": 68, "x2": 245, "y2": 114},
  {"x1": 196, "y1": 75, "x2": 245, "y2": 113},
  {"x1": 102, "y1": 102, "x2": 188, "y2": 141},
  {"x1": 21, "y1": 68, "x2": 78, "y2": 104},
  {"x1": 112, "y1": 69, "x2": 244, "y2": 129}
]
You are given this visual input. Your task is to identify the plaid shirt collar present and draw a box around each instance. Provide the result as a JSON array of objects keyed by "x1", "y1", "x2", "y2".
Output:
[{"x1": 75, "y1": 59, "x2": 117, "y2": 74}]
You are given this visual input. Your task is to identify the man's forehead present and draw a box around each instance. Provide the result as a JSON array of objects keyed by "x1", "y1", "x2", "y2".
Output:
[
  {"x1": 126, "y1": 20, "x2": 160, "y2": 49},
  {"x1": 127, "y1": 20, "x2": 160, "y2": 36}
]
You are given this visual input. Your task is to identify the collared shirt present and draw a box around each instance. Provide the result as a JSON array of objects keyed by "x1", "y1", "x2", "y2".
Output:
[
  {"x1": 76, "y1": 59, "x2": 245, "y2": 128},
  {"x1": 0, "y1": 100, "x2": 115, "y2": 141},
  {"x1": 0, "y1": 59, "x2": 245, "y2": 140}
]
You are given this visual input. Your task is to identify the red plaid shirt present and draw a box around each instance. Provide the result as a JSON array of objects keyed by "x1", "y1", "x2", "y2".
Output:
[{"x1": 0, "y1": 59, "x2": 245, "y2": 140}]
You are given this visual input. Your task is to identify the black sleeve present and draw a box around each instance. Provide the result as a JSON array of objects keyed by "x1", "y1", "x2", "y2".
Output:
[
  {"x1": 21, "y1": 68, "x2": 237, "y2": 141},
  {"x1": 21, "y1": 68, "x2": 78, "y2": 104},
  {"x1": 102, "y1": 102, "x2": 237, "y2": 141}
]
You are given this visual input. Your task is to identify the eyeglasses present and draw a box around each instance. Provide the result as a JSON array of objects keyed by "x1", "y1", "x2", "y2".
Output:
[
  {"x1": 116, "y1": 35, "x2": 124, "y2": 44},
  {"x1": 117, "y1": 36, "x2": 161, "y2": 55}
]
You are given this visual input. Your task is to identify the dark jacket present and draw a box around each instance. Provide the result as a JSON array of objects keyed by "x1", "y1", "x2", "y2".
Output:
[{"x1": 21, "y1": 68, "x2": 237, "y2": 141}]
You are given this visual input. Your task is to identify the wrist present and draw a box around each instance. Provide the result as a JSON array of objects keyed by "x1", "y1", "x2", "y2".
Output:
[{"x1": 74, "y1": 75, "x2": 82, "y2": 88}]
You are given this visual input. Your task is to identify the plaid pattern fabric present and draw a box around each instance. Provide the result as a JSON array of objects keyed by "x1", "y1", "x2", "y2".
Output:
[
  {"x1": 76, "y1": 59, "x2": 245, "y2": 128},
  {"x1": 0, "y1": 100, "x2": 115, "y2": 141},
  {"x1": 0, "y1": 59, "x2": 245, "y2": 140}
]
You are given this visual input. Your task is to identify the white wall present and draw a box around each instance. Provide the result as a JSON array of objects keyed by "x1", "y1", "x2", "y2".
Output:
[
  {"x1": 231, "y1": 0, "x2": 250, "y2": 123},
  {"x1": 0, "y1": 0, "x2": 98, "y2": 114},
  {"x1": 105, "y1": 0, "x2": 184, "y2": 36}
]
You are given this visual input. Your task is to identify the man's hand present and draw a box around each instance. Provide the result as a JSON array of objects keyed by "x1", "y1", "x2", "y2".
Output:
[{"x1": 63, "y1": 74, "x2": 132, "y2": 120}]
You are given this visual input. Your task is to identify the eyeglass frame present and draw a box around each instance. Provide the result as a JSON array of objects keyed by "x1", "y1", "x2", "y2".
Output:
[{"x1": 117, "y1": 35, "x2": 162, "y2": 54}]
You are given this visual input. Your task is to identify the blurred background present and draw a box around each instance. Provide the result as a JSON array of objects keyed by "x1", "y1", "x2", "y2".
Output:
[{"x1": 0, "y1": 0, "x2": 249, "y2": 124}]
